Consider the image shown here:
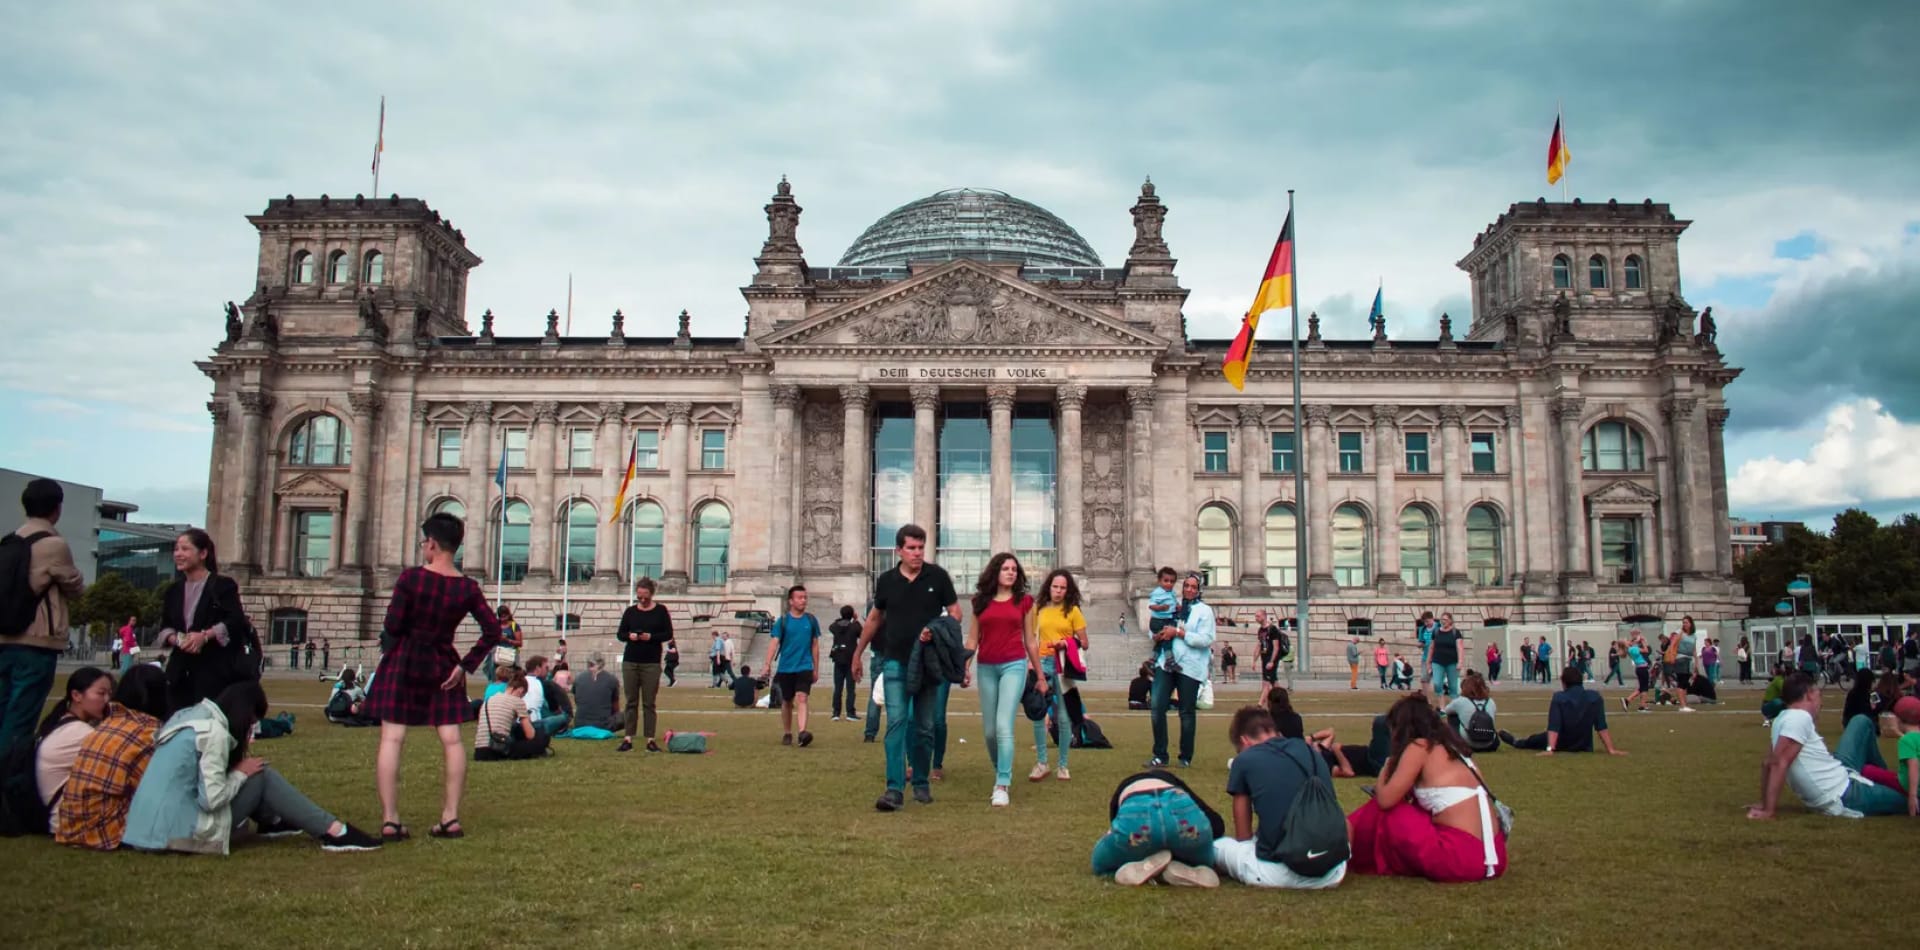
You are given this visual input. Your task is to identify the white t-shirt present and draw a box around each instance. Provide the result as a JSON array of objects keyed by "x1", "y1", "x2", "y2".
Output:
[
  {"x1": 1770, "y1": 708, "x2": 1859, "y2": 818},
  {"x1": 524, "y1": 675, "x2": 547, "y2": 718}
]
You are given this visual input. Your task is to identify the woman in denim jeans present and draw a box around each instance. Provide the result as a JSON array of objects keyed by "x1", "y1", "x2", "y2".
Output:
[
  {"x1": 1030, "y1": 570, "x2": 1088, "y2": 783},
  {"x1": 1091, "y1": 770, "x2": 1224, "y2": 886},
  {"x1": 962, "y1": 553, "x2": 1039, "y2": 808}
]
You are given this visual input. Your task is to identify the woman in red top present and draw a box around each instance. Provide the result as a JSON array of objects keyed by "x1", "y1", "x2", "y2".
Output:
[
  {"x1": 962, "y1": 552, "x2": 1039, "y2": 808},
  {"x1": 366, "y1": 512, "x2": 503, "y2": 841}
]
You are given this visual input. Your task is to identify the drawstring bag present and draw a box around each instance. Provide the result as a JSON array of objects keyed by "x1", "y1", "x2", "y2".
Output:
[{"x1": 1195, "y1": 679, "x2": 1215, "y2": 710}]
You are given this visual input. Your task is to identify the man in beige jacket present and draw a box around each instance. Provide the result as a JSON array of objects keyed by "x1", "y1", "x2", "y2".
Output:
[{"x1": 1, "y1": 478, "x2": 87, "y2": 801}]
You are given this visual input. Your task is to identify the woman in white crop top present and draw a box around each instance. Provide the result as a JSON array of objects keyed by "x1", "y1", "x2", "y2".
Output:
[{"x1": 1346, "y1": 694, "x2": 1507, "y2": 882}]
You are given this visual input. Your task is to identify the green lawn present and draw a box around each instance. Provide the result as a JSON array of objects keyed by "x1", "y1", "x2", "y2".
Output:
[{"x1": 2, "y1": 677, "x2": 1908, "y2": 949}]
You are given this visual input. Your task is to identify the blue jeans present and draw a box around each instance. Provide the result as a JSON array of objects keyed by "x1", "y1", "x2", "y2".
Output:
[
  {"x1": 1031, "y1": 656, "x2": 1069, "y2": 771},
  {"x1": 1431, "y1": 662, "x2": 1459, "y2": 699},
  {"x1": 1150, "y1": 667, "x2": 1201, "y2": 764},
  {"x1": 880, "y1": 658, "x2": 939, "y2": 792},
  {"x1": 1419, "y1": 644, "x2": 1431, "y2": 680},
  {"x1": 977, "y1": 660, "x2": 1027, "y2": 786},
  {"x1": 908, "y1": 681, "x2": 951, "y2": 770},
  {"x1": 1835, "y1": 714, "x2": 1905, "y2": 816},
  {"x1": 864, "y1": 660, "x2": 883, "y2": 740},
  {"x1": 0, "y1": 645, "x2": 58, "y2": 784},
  {"x1": 535, "y1": 713, "x2": 570, "y2": 736},
  {"x1": 1090, "y1": 787, "x2": 1216, "y2": 875}
]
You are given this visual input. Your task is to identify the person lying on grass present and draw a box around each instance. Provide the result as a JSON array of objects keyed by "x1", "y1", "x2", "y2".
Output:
[
  {"x1": 1749, "y1": 672, "x2": 1911, "y2": 820},
  {"x1": 1090, "y1": 769, "x2": 1223, "y2": 887}
]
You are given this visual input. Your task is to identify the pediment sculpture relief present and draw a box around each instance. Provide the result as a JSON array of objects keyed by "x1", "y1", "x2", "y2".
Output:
[{"x1": 851, "y1": 271, "x2": 1079, "y2": 346}]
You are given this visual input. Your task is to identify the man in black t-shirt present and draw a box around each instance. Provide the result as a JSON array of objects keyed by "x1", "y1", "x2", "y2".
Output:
[
  {"x1": 828, "y1": 605, "x2": 863, "y2": 722},
  {"x1": 851, "y1": 524, "x2": 958, "y2": 812}
]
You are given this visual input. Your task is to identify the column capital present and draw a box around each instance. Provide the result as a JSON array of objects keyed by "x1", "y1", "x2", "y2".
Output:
[
  {"x1": 986, "y1": 385, "x2": 1017, "y2": 413},
  {"x1": 237, "y1": 391, "x2": 274, "y2": 417},
  {"x1": 1305, "y1": 403, "x2": 1332, "y2": 426},
  {"x1": 1055, "y1": 383, "x2": 1088, "y2": 411},
  {"x1": 910, "y1": 385, "x2": 942, "y2": 411},
  {"x1": 207, "y1": 400, "x2": 230, "y2": 427},
  {"x1": 1707, "y1": 407, "x2": 1730, "y2": 431},
  {"x1": 1439, "y1": 404, "x2": 1466, "y2": 427},
  {"x1": 1371, "y1": 404, "x2": 1400, "y2": 429},
  {"x1": 412, "y1": 402, "x2": 431, "y2": 422},
  {"x1": 349, "y1": 391, "x2": 383, "y2": 418},
  {"x1": 770, "y1": 384, "x2": 803, "y2": 410},
  {"x1": 1663, "y1": 395, "x2": 1697, "y2": 423},
  {"x1": 597, "y1": 400, "x2": 627, "y2": 421},
  {"x1": 1125, "y1": 385, "x2": 1156, "y2": 412},
  {"x1": 532, "y1": 400, "x2": 560, "y2": 424},
  {"x1": 839, "y1": 384, "x2": 872, "y2": 412},
  {"x1": 1237, "y1": 403, "x2": 1264, "y2": 428},
  {"x1": 1550, "y1": 395, "x2": 1586, "y2": 423},
  {"x1": 664, "y1": 401, "x2": 692, "y2": 425},
  {"x1": 465, "y1": 400, "x2": 493, "y2": 423},
  {"x1": 1503, "y1": 404, "x2": 1524, "y2": 426}
]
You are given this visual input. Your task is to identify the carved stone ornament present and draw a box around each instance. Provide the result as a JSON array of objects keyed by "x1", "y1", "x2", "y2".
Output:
[
  {"x1": 358, "y1": 290, "x2": 389, "y2": 343},
  {"x1": 1056, "y1": 383, "x2": 1088, "y2": 412},
  {"x1": 1504, "y1": 405, "x2": 1524, "y2": 426},
  {"x1": 610, "y1": 309, "x2": 625, "y2": 341},
  {"x1": 1437, "y1": 312, "x2": 1454, "y2": 343},
  {"x1": 1708, "y1": 407, "x2": 1730, "y2": 431},
  {"x1": 676, "y1": 310, "x2": 692, "y2": 340},
  {"x1": 237, "y1": 391, "x2": 274, "y2": 417},
  {"x1": 761, "y1": 177, "x2": 804, "y2": 256},
  {"x1": 543, "y1": 310, "x2": 560, "y2": 341},
  {"x1": 1550, "y1": 396, "x2": 1586, "y2": 423},
  {"x1": 1305, "y1": 404, "x2": 1332, "y2": 426},
  {"x1": 479, "y1": 309, "x2": 496, "y2": 340},
  {"x1": 1128, "y1": 177, "x2": 1169, "y2": 258},
  {"x1": 986, "y1": 385, "x2": 1017, "y2": 414},
  {"x1": 223, "y1": 301, "x2": 243, "y2": 344},
  {"x1": 597, "y1": 401, "x2": 626, "y2": 421},
  {"x1": 1552, "y1": 293, "x2": 1574, "y2": 341},
  {"x1": 771, "y1": 384, "x2": 803, "y2": 410},
  {"x1": 664, "y1": 401, "x2": 693, "y2": 426},
  {"x1": 851, "y1": 270, "x2": 1076, "y2": 346},
  {"x1": 245, "y1": 296, "x2": 279, "y2": 344},
  {"x1": 1081, "y1": 400, "x2": 1129, "y2": 568},
  {"x1": 1439, "y1": 405, "x2": 1466, "y2": 427},
  {"x1": 1664, "y1": 396, "x2": 1697, "y2": 423},
  {"x1": 909, "y1": 385, "x2": 942, "y2": 411},
  {"x1": 533, "y1": 401, "x2": 560, "y2": 424},
  {"x1": 799, "y1": 400, "x2": 844, "y2": 565},
  {"x1": 839, "y1": 384, "x2": 872, "y2": 413},
  {"x1": 1306, "y1": 312, "x2": 1323, "y2": 345},
  {"x1": 1372, "y1": 405, "x2": 1401, "y2": 429},
  {"x1": 1238, "y1": 404, "x2": 1264, "y2": 428},
  {"x1": 207, "y1": 400, "x2": 230, "y2": 426},
  {"x1": 1694, "y1": 306, "x2": 1717, "y2": 348},
  {"x1": 1125, "y1": 386, "x2": 1156, "y2": 412}
]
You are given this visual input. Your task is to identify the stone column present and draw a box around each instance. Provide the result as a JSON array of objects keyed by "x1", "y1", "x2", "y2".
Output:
[
  {"x1": 1503, "y1": 405, "x2": 1530, "y2": 587},
  {"x1": 232, "y1": 392, "x2": 271, "y2": 574},
  {"x1": 525, "y1": 401, "x2": 559, "y2": 584},
  {"x1": 911, "y1": 385, "x2": 941, "y2": 559},
  {"x1": 1439, "y1": 405, "x2": 1469, "y2": 590},
  {"x1": 661, "y1": 401, "x2": 692, "y2": 590},
  {"x1": 404, "y1": 402, "x2": 431, "y2": 560},
  {"x1": 1305, "y1": 404, "x2": 1333, "y2": 592},
  {"x1": 463, "y1": 402, "x2": 494, "y2": 579},
  {"x1": 1056, "y1": 384, "x2": 1086, "y2": 572},
  {"x1": 1666, "y1": 396, "x2": 1709, "y2": 578},
  {"x1": 988, "y1": 384, "x2": 1016, "y2": 555},
  {"x1": 205, "y1": 401, "x2": 229, "y2": 543},
  {"x1": 596, "y1": 401, "x2": 626, "y2": 581},
  {"x1": 769, "y1": 384, "x2": 802, "y2": 571},
  {"x1": 1126, "y1": 386, "x2": 1156, "y2": 573},
  {"x1": 1237, "y1": 403, "x2": 1267, "y2": 592},
  {"x1": 840, "y1": 385, "x2": 871, "y2": 570},
  {"x1": 343, "y1": 391, "x2": 381, "y2": 571},
  {"x1": 1552, "y1": 395, "x2": 1588, "y2": 577},
  {"x1": 1640, "y1": 511, "x2": 1659, "y2": 581},
  {"x1": 1709, "y1": 408, "x2": 1732, "y2": 577},
  {"x1": 1372, "y1": 405, "x2": 1401, "y2": 590}
]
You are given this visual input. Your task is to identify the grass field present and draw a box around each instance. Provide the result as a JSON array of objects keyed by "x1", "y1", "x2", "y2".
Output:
[{"x1": 2, "y1": 675, "x2": 1909, "y2": 949}]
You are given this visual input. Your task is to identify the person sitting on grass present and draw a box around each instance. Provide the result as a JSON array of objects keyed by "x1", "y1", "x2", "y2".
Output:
[
  {"x1": 123, "y1": 681, "x2": 381, "y2": 853},
  {"x1": 1091, "y1": 769, "x2": 1223, "y2": 887},
  {"x1": 1749, "y1": 672, "x2": 1910, "y2": 820},
  {"x1": 53, "y1": 665, "x2": 171, "y2": 850},
  {"x1": 1497, "y1": 666, "x2": 1627, "y2": 756},
  {"x1": 1893, "y1": 697, "x2": 1920, "y2": 816},
  {"x1": 474, "y1": 675, "x2": 551, "y2": 762},
  {"x1": 1211, "y1": 706, "x2": 1348, "y2": 890},
  {"x1": 1128, "y1": 662, "x2": 1153, "y2": 711},
  {"x1": 1761, "y1": 662, "x2": 1790, "y2": 724},
  {"x1": 1441, "y1": 672, "x2": 1501, "y2": 754},
  {"x1": 764, "y1": 584, "x2": 822, "y2": 748},
  {"x1": 325, "y1": 669, "x2": 377, "y2": 727},
  {"x1": 33, "y1": 668, "x2": 116, "y2": 824},
  {"x1": 570, "y1": 653, "x2": 623, "y2": 732},
  {"x1": 1347, "y1": 695, "x2": 1508, "y2": 882},
  {"x1": 1388, "y1": 655, "x2": 1415, "y2": 690},
  {"x1": 731, "y1": 666, "x2": 762, "y2": 709},
  {"x1": 520, "y1": 656, "x2": 570, "y2": 737}
]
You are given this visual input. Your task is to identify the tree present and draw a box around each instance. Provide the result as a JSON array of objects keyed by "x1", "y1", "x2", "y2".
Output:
[
  {"x1": 1737, "y1": 523, "x2": 1831, "y2": 616},
  {"x1": 71, "y1": 572, "x2": 150, "y2": 632}
]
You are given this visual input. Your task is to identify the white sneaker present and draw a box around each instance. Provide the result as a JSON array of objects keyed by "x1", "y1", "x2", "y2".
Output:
[
  {"x1": 1114, "y1": 850, "x2": 1173, "y2": 886},
  {"x1": 990, "y1": 787, "x2": 1010, "y2": 808},
  {"x1": 1028, "y1": 762, "x2": 1051, "y2": 782},
  {"x1": 1161, "y1": 860, "x2": 1220, "y2": 888},
  {"x1": 1055, "y1": 766, "x2": 1071, "y2": 782},
  {"x1": 1678, "y1": 707, "x2": 1696, "y2": 713},
  {"x1": 831, "y1": 716, "x2": 842, "y2": 722}
]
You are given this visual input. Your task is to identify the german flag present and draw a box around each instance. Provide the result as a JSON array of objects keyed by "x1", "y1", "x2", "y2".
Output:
[
  {"x1": 606, "y1": 433, "x2": 638, "y2": 523},
  {"x1": 1222, "y1": 211, "x2": 1294, "y2": 391},
  {"x1": 1547, "y1": 114, "x2": 1570, "y2": 185}
]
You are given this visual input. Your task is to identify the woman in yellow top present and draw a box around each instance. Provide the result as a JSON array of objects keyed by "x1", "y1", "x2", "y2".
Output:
[{"x1": 1030, "y1": 569, "x2": 1088, "y2": 782}]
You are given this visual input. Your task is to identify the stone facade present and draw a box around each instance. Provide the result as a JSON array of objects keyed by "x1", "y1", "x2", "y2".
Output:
[{"x1": 198, "y1": 185, "x2": 1743, "y2": 673}]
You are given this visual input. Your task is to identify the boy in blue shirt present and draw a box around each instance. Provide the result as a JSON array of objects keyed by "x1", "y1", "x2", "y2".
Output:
[
  {"x1": 1148, "y1": 567, "x2": 1179, "y2": 670},
  {"x1": 763, "y1": 584, "x2": 822, "y2": 747}
]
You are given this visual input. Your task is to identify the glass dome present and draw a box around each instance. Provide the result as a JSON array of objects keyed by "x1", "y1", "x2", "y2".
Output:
[{"x1": 837, "y1": 188, "x2": 1103, "y2": 268}]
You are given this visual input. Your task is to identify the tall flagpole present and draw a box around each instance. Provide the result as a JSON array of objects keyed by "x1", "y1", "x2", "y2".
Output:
[
  {"x1": 1558, "y1": 99, "x2": 1568, "y2": 202},
  {"x1": 1288, "y1": 189, "x2": 1310, "y2": 674},
  {"x1": 561, "y1": 486, "x2": 575, "y2": 632},
  {"x1": 371, "y1": 95, "x2": 385, "y2": 197},
  {"x1": 564, "y1": 273, "x2": 574, "y2": 336},
  {"x1": 494, "y1": 431, "x2": 505, "y2": 609}
]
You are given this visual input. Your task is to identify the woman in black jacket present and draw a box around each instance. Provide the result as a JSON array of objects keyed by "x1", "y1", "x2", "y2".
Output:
[{"x1": 159, "y1": 530, "x2": 253, "y2": 709}]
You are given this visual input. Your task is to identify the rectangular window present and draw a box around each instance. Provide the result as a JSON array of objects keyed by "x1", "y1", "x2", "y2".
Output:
[
  {"x1": 1404, "y1": 432, "x2": 1430, "y2": 474},
  {"x1": 701, "y1": 429, "x2": 727, "y2": 470},
  {"x1": 1202, "y1": 431, "x2": 1230, "y2": 473},
  {"x1": 504, "y1": 428, "x2": 529, "y2": 470},
  {"x1": 633, "y1": 430, "x2": 660, "y2": 470},
  {"x1": 436, "y1": 427, "x2": 462, "y2": 469},
  {"x1": 294, "y1": 510, "x2": 334, "y2": 578},
  {"x1": 568, "y1": 428, "x2": 595, "y2": 470},
  {"x1": 1270, "y1": 432, "x2": 1296, "y2": 473},
  {"x1": 1470, "y1": 432, "x2": 1497, "y2": 474},
  {"x1": 1600, "y1": 517, "x2": 1640, "y2": 584},
  {"x1": 1338, "y1": 431, "x2": 1363, "y2": 473}
]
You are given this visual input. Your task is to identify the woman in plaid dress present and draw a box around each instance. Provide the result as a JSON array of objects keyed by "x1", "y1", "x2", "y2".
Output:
[{"x1": 369, "y1": 512, "x2": 503, "y2": 841}]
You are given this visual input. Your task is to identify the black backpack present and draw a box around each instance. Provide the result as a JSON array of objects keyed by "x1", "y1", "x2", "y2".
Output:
[
  {"x1": 0, "y1": 532, "x2": 53, "y2": 638},
  {"x1": 1464, "y1": 699, "x2": 1500, "y2": 753},
  {"x1": 1273, "y1": 743, "x2": 1350, "y2": 878},
  {"x1": 1074, "y1": 718, "x2": 1112, "y2": 749},
  {"x1": 1276, "y1": 629, "x2": 1292, "y2": 659}
]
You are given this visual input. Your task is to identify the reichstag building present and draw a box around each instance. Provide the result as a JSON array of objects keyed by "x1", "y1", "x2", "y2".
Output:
[{"x1": 199, "y1": 181, "x2": 1743, "y2": 671}]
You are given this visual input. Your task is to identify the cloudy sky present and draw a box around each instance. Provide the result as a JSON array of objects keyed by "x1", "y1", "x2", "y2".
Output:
[{"x1": 2, "y1": 0, "x2": 1917, "y2": 530}]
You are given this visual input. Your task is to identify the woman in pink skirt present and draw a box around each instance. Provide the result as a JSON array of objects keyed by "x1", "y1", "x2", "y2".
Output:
[
  {"x1": 1347, "y1": 694, "x2": 1508, "y2": 882},
  {"x1": 366, "y1": 512, "x2": 503, "y2": 841}
]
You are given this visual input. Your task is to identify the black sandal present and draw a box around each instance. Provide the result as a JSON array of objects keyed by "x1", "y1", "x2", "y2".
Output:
[
  {"x1": 428, "y1": 818, "x2": 464, "y2": 839},
  {"x1": 381, "y1": 821, "x2": 410, "y2": 841}
]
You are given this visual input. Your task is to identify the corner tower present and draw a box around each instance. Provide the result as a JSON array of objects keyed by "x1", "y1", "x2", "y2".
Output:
[{"x1": 1457, "y1": 198, "x2": 1688, "y2": 345}]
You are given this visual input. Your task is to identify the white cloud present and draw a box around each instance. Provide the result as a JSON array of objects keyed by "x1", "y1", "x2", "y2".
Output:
[{"x1": 1729, "y1": 399, "x2": 1920, "y2": 511}]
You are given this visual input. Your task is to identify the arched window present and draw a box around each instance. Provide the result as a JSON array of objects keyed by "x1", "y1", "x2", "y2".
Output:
[
  {"x1": 693, "y1": 502, "x2": 731, "y2": 584},
  {"x1": 288, "y1": 414, "x2": 351, "y2": 466},
  {"x1": 1551, "y1": 254, "x2": 1571, "y2": 289},
  {"x1": 293, "y1": 251, "x2": 315, "y2": 285},
  {"x1": 362, "y1": 250, "x2": 385, "y2": 284},
  {"x1": 1196, "y1": 504, "x2": 1235, "y2": 588},
  {"x1": 1588, "y1": 255, "x2": 1609, "y2": 289},
  {"x1": 1263, "y1": 503, "x2": 1297, "y2": 588},
  {"x1": 1332, "y1": 504, "x2": 1370, "y2": 587},
  {"x1": 557, "y1": 499, "x2": 596, "y2": 583},
  {"x1": 499, "y1": 500, "x2": 530, "y2": 583},
  {"x1": 1398, "y1": 505, "x2": 1436, "y2": 587},
  {"x1": 1466, "y1": 504, "x2": 1504, "y2": 586},
  {"x1": 626, "y1": 500, "x2": 664, "y2": 582},
  {"x1": 328, "y1": 250, "x2": 351, "y2": 283},
  {"x1": 1581, "y1": 420, "x2": 1647, "y2": 472},
  {"x1": 429, "y1": 498, "x2": 465, "y2": 568},
  {"x1": 1624, "y1": 254, "x2": 1644, "y2": 290}
]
